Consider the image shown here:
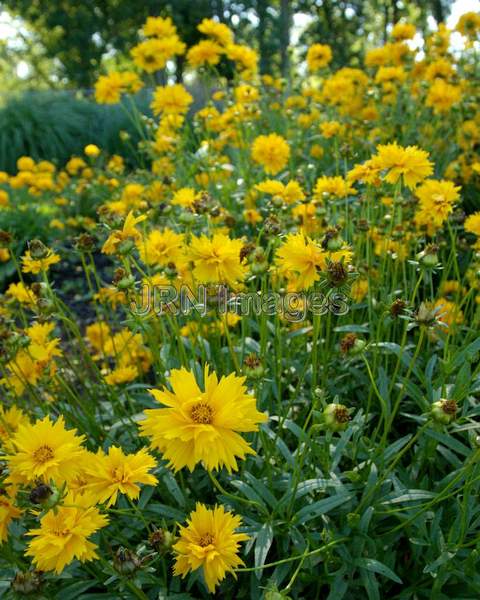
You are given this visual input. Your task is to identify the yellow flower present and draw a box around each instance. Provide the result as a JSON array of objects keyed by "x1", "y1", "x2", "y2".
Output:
[
  {"x1": 82, "y1": 446, "x2": 157, "y2": 506},
  {"x1": 392, "y1": 22, "x2": 416, "y2": 40},
  {"x1": 94, "y1": 72, "x2": 124, "y2": 104},
  {"x1": 172, "y1": 187, "x2": 197, "y2": 208},
  {"x1": 84, "y1": 144, "x2": 100, "y2": 158},
  {"x1": 151, "y1": 84, "x2": 193, "y2": 116},
  {"x1": 101, "y1": 211, "x2": 146, "y2": 255},
  {"x1": 350, "y1": 278, "x2": 369, "y2": 302},
  {"x1": 276, "y1": 233, "x2": 323, "y2": 290},
  {"x1": 26, "y1": 492, "x2": 108, "y2": 574},
  {"x1": 137, "y1": 228, "x2": 185, "y2": 266},
  {"x1": 142, "y1": 16, "x2": 177, "y2": 38},
  {"x1": 198, "y1": 18, "x2": 234, "y2": 46},
  {"x1": 17, "y1": 156, "x2": 35, "y2": 171},
  {"x1": 0, "y1": 489, "x2": 21, "y2": 543},
  {"x1": 0, "y1": 189, "x2": 9, "y2": 207},
  {"x1": 456, "y1": 11, "x2": 480, "y2": 38},
  {"x1": 104, "y1": 365, "x2": 138, "y2": 385},
  {"x1": 433, "y1": 297, "x2": 463, "y2": 331},
  {"x1": 6, "y1": 282, "x2": 36, "y2": 305},
  {"x1": 225, "y1": 43, "x2": 258, "y2": 75},
  {"x1": 131, "y1": 37, "x2": 185, "y2": 73},
  {"x1": 173, "y1": 503, "x2": 248, "y2": 592},
  {"x1": 139, "y1": 366, "x2": 267, "y2": 472},
  {"x1": 256, "y1": 179, "x2": 305, "y2": 204},
  {"x1": 314, "y1": 176, "x2": 357, "y2": 199},
  {"x1": 372, "y1": 143, "x2": 433, "y2": 189},
  {"x1": 320, "y1": 121, "x2": 343, "y2": 138},
  {"x1": 187, "y1": 40, "x2": 223, "y2": 67},
  {"x1": 307, "y1": 43, "x2": 332, "y2": 70},
  {"x1": 415, "y1": 179, "x2": 460, "y2": 228},
  {"x1": 251, "y1": 134, "x2": 290, "y2": 175},
  {"x1": 465, "y1": 212, "x2": 480, "y2": 237},
  {"x1": 0, "y1": 406, "x2": 29, "y2": 450},
  {"x1": 6, "y1": 415, "x2": 86, "y2": 486},
  {"x1": 21, "y1": 249, "x2": 60, "y2": 274},
  {"x1": 426, "y1": 78, "x2": 461, "y2": 114},
  {"x1": 189, "y1": 233, "x2": 246, "y2": 288}
]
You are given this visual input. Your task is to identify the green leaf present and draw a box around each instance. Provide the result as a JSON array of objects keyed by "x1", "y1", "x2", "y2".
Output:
[
  {"x1": 354, "y1": 558, "x2": 402, "y2": 584},
  {"x1": 294, "y1": 493, "x2": 353, "y2": 524},
  {"x1": 254, "y1": 523, "x2": 273, "y2": 579}
]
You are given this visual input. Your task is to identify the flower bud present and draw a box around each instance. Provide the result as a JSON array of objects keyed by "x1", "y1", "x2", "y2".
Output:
[
  {"x1": 323, "y1": 403, "x2": 351, "y2": 431},
  {"x1": 431, "y1": 399, "x2": 457, "y2": 424},
  {"x1": 11, "y1": 571, "x2": 43, "y2": 595},
  {"x1": 28, "y1": 239, "x2": 49, "y2": 260},
  {"x1": 243, "y1": 353, "x2": 264, "y2": 379},
  {"x1": 113, "y1": 547, "x2": 142, "y2": 575}
]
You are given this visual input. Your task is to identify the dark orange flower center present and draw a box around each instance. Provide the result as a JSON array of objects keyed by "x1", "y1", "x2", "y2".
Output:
[
  {"x1": 33, "y1": 445, "x2": 54, "y2": 464},
  {"x1": 190, "y1": 403, "x2": 213, "y2": 424},
  {"x1": 199, "y1": 533, "x2": 214, "y2": 547}
]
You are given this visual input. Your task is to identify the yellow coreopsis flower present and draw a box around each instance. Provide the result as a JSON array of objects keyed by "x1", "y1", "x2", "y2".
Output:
[
  {"x1": 256, "y1": 179, "x2": 305, "y2": 204},
  {"x1": 94, "y1": 72, "x2": 124, "y2": 104},
  {"x1": 415, "y1": 179, "x2": 460, "y2": 228},
  {"x1": 137, "y1": 228, "x2": 185, "y2": 266},
  {"x1": 104, "y1": 365, "x2": 138, "y2": 385},
  {"x1": 275, "y1": 233, "x2": 323, "y2": 290},
  {"x1": 173, "y1": 503, "x2": 249, "y2": 592},
  {"x1": 142, "y1": 16, "x2": 177, "y2": 38},
  {"x1": 21, "y1": 248, "x2": 60, "y2": 274},
  {"x1": 392, "y1": 22, "x2": 416, "y2": 40},
  {"x1": 251, "y1": 134, "x2": 290, "y2": 175},
  {"x1": 82, "y1": 446, "x2": 157, "y2": 506},
  {"x1": 307, "y1": 43, "x2": 333, "y2": 70},
  {"x1": 198, "y1": 18, "x2": 234, "y2": 46},
  {"x1": 101, "y1": 211, "x2": 146, "y2": 255},
  {"x1": 187, "y1": 39, "x2": 223, "y2": 67},
  {"x1": 0, "y1": 489, "x2": 21, "y2": 543},
  {"x1": 5, "y1": 415, "x2": 86, "y2": 486},
  {"x1": 0, "y1": 406, "x2": 29, "y2": 450},
  {"x1": 131, "y1": 37, "x2": 185, "y2": 73},
  {"x1": 139, "y1": 366, "x2": 267, "y2": 472},
  {"x1": 151, "y1": 84, "x2": 193, "y2": 116},
  {"x1": 25, "y1": 492, "x2": 108, "y2": 574},
  {"x1": 426, "y1": 78, "x2": 461, "y2": 114},
  {"x1": 171, "y1": 187, "x2": 197, "y2": 208},
  {"x1": 6, "y1": 282, "x2": 36, "y2": 305},
  {"x1": 313, "y1": 176, "x2": 357, "y2": 199},
  {"x1": 372, "y1": 143, "x2": 434, "y2": 189},
  {"x1": 189, "y1": 233, "x2": 247, "y2": 288},
  {"x1": 465, "y1": 212, "x2": 480, "y2": 237}
]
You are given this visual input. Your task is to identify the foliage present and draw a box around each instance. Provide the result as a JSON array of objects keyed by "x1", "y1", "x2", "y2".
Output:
[
  {"x1": 1, "y1": 9, "x2": 480, "y2": 600},
  {"x1": 0, "y1": 90, "x2": 152, "y2": 173}
]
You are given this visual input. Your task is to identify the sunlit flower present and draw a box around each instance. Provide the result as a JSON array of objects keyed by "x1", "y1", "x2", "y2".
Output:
[
  {"x1": 189, "y1": 234, "x2": 246, "y2": 288},
  {"x1": 307, "y1": 43, "x2": 332, "y2": 70},
  {"x1": 173, "y1": 503, "x2": 248, "y2": 592},
  {"x1": 26, "y1": 492, "x2": 108, "y2": 574},
  {"x1": 251, "y1": 134, "x2": 290, "y2": 175},
  {"x1": 6, "y1": 415, "x2": 86, "y2": 486},
  {"x1": 139, "y1": 366, "x2": 267, "y2": 472},
  {"x1": 82, "y1": 446, "x2": 157, "y2": 506}
]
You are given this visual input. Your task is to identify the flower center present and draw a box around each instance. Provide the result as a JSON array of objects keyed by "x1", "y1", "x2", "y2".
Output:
[
  {"x1": 53, "y1": 528, "x2": 71, "y2": 537},
  {"x1": 111, "y1": 467, "x2": 127, "y2": 483},
  {"x1": 190, "y1": 402, "x2": 214, "y2": 424},
  {"x1": 33, "y1": 445, "x2": 54, "y2": 464},
  {"x1": 199, "y1": 533, "x2": 214, "y2": 547}
]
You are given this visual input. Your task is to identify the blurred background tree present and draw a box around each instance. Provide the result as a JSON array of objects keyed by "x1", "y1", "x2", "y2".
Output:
[{"x1": 0, "y1": 0, "x2": 455, "y2": 89}]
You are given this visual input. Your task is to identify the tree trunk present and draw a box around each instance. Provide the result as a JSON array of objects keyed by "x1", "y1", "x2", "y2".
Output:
[
  {"x1": 257, "y1": 0, "x2": 269, "y2": 74},
  {"x1": 175, "y1": 55, "x2": 185, "y2": 83},
  {"x1": 279, "y1": 0, "x2": 290, "y2": 79},
  {"x1": 431, "y1": 0, "x2": 445, "y2": 23}
]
